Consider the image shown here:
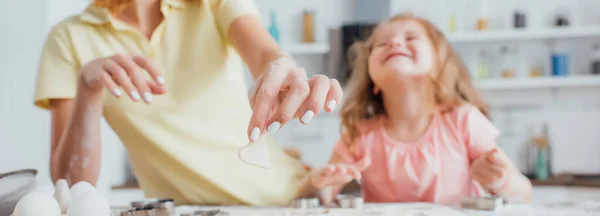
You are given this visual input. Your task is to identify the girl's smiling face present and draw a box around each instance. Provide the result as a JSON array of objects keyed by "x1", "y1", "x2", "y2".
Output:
[{"x1": 368, "y1": 19, "x2": 435, "y2": 84}]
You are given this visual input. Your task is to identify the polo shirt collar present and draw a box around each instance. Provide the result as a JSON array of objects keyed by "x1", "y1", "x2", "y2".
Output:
[{"x1": 79, "y1": 0, "x2": 188, "y2": 25}]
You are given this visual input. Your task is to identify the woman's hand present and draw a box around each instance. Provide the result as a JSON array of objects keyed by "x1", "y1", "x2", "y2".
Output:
[
  {"x1": 471, "y1": 149, "x2": 512, "y2": 193},
  {"x1": 310, "y1": 157, "x2": 371, "y2": 189},
  {"x1": 78, "y1": 53, "x2": 166, "y2": 103},
  {"x1": 246, "y1": 56, "x2": 343, "y2": 142}
]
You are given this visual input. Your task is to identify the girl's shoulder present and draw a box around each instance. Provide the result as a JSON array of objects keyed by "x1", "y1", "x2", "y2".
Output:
[{"x1": 439, "y1": 103, "x2": 487, "y2": 124}]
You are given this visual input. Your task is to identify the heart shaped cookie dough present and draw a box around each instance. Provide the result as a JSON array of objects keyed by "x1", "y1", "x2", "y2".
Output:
[{"x1": 238, "y1": 141, "x2": 271, "y2": 169}]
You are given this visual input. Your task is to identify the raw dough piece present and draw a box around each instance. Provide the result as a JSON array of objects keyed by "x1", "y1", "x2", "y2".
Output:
[{"x1": 238, "y1": 142, "x2": 271, "y2": 169}]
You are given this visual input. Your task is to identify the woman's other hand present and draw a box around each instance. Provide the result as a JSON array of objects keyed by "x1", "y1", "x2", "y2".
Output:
[
  {"x1": 78, "y1": 53, "x2": 166, "y2": 103},
  {"x1": 246, "y1": 56, "x2": 343, "y2": 142}
]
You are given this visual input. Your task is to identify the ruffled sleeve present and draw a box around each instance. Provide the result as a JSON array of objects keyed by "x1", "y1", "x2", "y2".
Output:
[{"x1": 457, "y1": 105, "x2": 501, "y2": 161}]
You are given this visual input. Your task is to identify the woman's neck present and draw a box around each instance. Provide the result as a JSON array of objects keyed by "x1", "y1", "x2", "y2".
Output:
[
  {"x1": 381, "y1": 79, "x2": 435, "y2": 143},
  {"x1": 118, "y1": 0, "x2": 163, "y2": 38}
]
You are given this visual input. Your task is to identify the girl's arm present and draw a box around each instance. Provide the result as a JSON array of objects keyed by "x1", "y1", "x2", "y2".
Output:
[
  {"x1": 472, "y1": 149, "x2": 533, "y2": 202},
  {"x1": 489, "y1": 154, "x2": 533, "y2": 202}
]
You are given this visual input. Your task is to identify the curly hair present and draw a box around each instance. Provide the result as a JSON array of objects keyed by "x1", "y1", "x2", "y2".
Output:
[{"x1": 340, "y1": 13, "x2": 489, "y2": 145}]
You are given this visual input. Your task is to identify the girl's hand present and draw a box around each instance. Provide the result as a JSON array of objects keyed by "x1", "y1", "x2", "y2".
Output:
[
  {"x1": 78, "y1": 53, "x2": 166, "y2": 103},
  {"x1": 310, "y1": 157, "x2": 371, "y2": 189},
  {"x1": 246, "y1": 56, "x2": 343, "y2": 142},
  {"x1": 471, "y1": 149, "x2": 512, "y2": 193}
]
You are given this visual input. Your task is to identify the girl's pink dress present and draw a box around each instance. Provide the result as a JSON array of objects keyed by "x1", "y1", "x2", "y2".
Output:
[{"x1": 334, "y1": 104, "x2": 500, "y2": 204}]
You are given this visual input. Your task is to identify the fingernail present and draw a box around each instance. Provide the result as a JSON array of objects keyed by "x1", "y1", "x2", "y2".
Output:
[
  {"x1": 143, "y1": 92, "x2": 152, "y2": 103},
  {"x1": 250, "y1": 127, "x2": 260, "y2": 142},
  {"x1": 156, "y1": 76, "x2": 165, "y2": 85},
  {"x1": 327, "y1": 100, "x2": 337, "y2": 111},
  {"x1": 301, "y1": 110, "x2": 315, "y2": 124},
  {"x1": 130, "y1": 91, "x2": 141, "y2": 101},
  {"x1": 267, "y1": 121, "x2": 281, "y2": 133},
  {"x1": 113, "y1": 88, "x2": 122, "y2": 97}
]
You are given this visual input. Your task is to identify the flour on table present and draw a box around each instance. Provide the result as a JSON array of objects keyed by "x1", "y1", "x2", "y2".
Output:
[{"x1": 238, "y1": 141, "x2": 271, "y2": 169}]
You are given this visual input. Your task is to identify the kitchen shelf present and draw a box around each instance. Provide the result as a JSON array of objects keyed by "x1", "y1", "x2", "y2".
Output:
[
  {"x1": 448, "y1": 26, "x2": 600, "y2": 43},
  {"x1": 475, "y1": 76, "x2": 600, "y2": 90},
  {"x1": 281, "y1": 43, "x2": 329, "y2": 55}
]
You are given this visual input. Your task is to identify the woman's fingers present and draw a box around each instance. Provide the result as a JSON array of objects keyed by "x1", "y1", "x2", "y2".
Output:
[
  {"x1": 102, "y1": 73, "x2": 121, "y2": 97},
  {"x1": 296, "y1": 75, "x2": 330, "y2": 125},
  {"x1": 266, "y1": 67, "x2": 309, "y2": 131},
  {"x1": 102, "y1": 59, "x2": 140, "y2": 101},
  {"x1": 325, "y1": 78, "x2": 342, "y2": 112},
  {"x1": 131, "y1": 54, "x2": 165, "y2": 86},
  {"x1": 246, "y1": 63, "x2": 289, "y2": 142}
]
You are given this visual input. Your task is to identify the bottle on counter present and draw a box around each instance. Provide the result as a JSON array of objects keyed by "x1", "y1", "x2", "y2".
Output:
[
  {"x1": 591, "y1": 43, "x2": 600, "y2": 75},
  {"x1": 525, "y1": 125, "x2": 538, "y2": 179},
  {"x1": 268, "y1": 10, "x2": 280, "y2": 44},
  {"x1": 535, "y1": 123, "x2": 552, "y2": 181},
  {"x1": 302, "y1": 10, "x2": 316, "y2": 43}
]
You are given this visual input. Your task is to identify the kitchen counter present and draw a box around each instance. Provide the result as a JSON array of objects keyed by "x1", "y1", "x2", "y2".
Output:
[
  {"x1": 109, "y1": 186, "x2": 600, "y2": 216},
  {"x1": 109, "y1": 201, "x2": 600, "y2": 216}
]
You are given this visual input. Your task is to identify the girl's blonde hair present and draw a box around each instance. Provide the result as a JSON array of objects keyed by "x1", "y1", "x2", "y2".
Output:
[{"x1": 340, "y1": 13, "x2": 489, "y2": 144}]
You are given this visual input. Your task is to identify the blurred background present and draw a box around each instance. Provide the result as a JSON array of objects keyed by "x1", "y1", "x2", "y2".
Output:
[{"x1": 2, "y1": 0, "x2": 600, "y2": 206}]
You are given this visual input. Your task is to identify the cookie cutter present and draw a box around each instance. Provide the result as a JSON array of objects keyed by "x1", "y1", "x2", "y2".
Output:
[
  {"x1": 336, "y1": 194, "x2": 364, "y2": 209},
  {"x1": 120, "y1": 198, "x2": 175, "y2": 216},
  {"x1": 180, "y1": 209, "x2": 229, "y2": 216},
  {"x1": 290, "y1": 197, "x2": 320, "y2": 209},
  {"x1": 461, "y1": 196, "x2": 504, "y2": 211},
  {"x1": 120, "y1": 208, "x2": 173, "y2": 216}
]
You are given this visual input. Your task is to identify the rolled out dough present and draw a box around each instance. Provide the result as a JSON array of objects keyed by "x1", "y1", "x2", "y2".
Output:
[{"x1": 238, "y1": 142, "x2": 271, "y2": 169}]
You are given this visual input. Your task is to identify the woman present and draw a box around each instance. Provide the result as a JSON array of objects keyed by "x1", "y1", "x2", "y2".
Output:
[{"x1": 33, "y1": 0, "x2": 342, "y2": 206}]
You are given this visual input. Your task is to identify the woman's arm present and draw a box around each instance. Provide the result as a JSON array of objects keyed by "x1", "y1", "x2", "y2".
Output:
[
  {"x1": 226, "y1": 15, "x2": 285, "y2": 79},
  {"x1": 49, "y1": 84, "x2": 104, "y2": 185}
]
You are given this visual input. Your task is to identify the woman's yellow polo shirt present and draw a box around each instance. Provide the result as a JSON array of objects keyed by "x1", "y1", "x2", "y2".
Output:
[{"x1": 33, "y1": 0, "x2": 307, "y2": 206}]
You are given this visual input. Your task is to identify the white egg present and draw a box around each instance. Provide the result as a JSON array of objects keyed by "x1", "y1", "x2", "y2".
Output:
[
  {"x1": 30, "y1": 184, "x2": 55, "y2": 196},
  {"x1": 13, "y1": 192, "x2": 62, "y2": 216},
  {"x1": 69, "y1": 181, "x2": 96, "y2": 199},
  {"x1": 66, "y1": 191, "x2": 110, "y2": 216}
]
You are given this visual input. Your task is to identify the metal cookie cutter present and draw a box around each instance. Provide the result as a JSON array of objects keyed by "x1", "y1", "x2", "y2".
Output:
[
  {"x1": 461, "y1": 196, "x2": 504, "y2": 211},
  {"x1": 121, "y1": 198, "x2": 175, "y2": 216},
  {"x1": 180, "y1": 209, "x2": 229, "y2": 216},
  {"x1": 336, "y1": 194, "x2": 364, "y2": 209},
  {"x1": 290, "y1": 197, "x2": 320, "y2": 209}
]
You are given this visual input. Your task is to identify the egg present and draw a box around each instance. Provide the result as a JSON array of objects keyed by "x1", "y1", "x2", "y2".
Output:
[
  {"x1": 30, "y1": 184, "x2": 55, "y2": 196},
  {"x1": 53, "y1": 179, "x2": 71, "y2": 214},
  {"x1": 66, "y1": 191, "x2": 110, "y2": 216},
  {"x1": 13, "y1": 192, "x2": 61, "y2": 216},
  {"x1": 69, "y1": 181, "x2": 95, "y2": 199}
]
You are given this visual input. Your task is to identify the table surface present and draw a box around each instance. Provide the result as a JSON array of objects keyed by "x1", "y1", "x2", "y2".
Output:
[{"x1": 110, "y1": 201, "x2": 600, "y2": 216}]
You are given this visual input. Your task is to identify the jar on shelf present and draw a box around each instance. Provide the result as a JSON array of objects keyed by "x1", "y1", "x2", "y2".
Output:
[
  {"x1": 499, "y1": 46, "x2": 515, "y2": 78},
  {"x1": 476, "y1": 49, "x2": 490, "y2": 79},
  {"x1": 302, "y1": 10, "x2": 316, "y2": 43}
]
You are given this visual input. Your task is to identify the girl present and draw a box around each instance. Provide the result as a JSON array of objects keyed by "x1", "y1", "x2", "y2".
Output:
[{"x1": 300, "y1": 13, "x2": 532, "y2": 204}]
